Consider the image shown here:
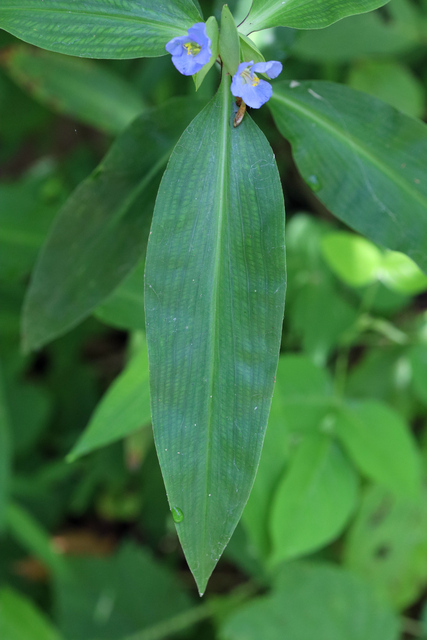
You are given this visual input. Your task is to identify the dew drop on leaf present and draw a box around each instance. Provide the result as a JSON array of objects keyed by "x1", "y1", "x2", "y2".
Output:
[
  {"x1": 307, "y1": 174, "x2": 321, "y2": 192},
  {"x1": 171, "y1": 506, "x2": 184, "y2": 523}
]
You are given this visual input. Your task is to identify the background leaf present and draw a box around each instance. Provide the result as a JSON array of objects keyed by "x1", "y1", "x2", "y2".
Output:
[
  {"x1": 0, "y1": 363, "x2": 11, "y2": 532},
  {"x1": 220, "y1": 563, "x2": 400, "y2": 640},
  {"x1": 336, "y1": 401, "x2": 421, "y2": 498},
  {"x1": 269, "y1": 81, "x2": 427, "y2": 273},
  {"x1": 0, "y1": 0, "x2": 201, "y2": 59},
  {"x1": 243, "y1": 0, "x2": 390, "y2": 32},
  {"x1": 1, "y1": 45, "x2": 145, "y2": 134},
  {"x1": 0, "y1": 588, "x2": 64, "y2": 640},
  {"x1": 68, "y1": 339, "x2": 151, "y2": 460},
  {"x1": 270, "y1": 435, "x2": 358, "y2": 564},
  {"x1": 344, "y1": 486, "x2": 427, "y2": 608},
  {"x1": 23, "y1": 97, "x2": 203, "y2": 351},
  {"x1": 145, "y1": 76, "x2": 286, "y2": 594}
]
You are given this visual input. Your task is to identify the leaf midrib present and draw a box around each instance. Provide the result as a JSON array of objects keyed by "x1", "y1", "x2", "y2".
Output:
[
  {"x1": 271, "y1": 88, "x2": 427, "y2": 210},
  {"x1": 200, "y1": 78, "x2": 230, "y2": 588}
]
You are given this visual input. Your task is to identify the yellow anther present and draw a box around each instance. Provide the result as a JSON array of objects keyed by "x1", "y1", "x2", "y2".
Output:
[
  {"x1": 252, "y1": 75, "x2": 260, "y2": 87},
  {"x1": 183, "y1": 41, "x2": 201, "y2": 57}
]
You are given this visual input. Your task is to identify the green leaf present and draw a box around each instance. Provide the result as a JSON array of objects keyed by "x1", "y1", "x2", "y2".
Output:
[
  {"x1": 93, "y1": 259, "x2": 145, "y2": 331},
  {"x1": 7, "y1": 502, "x2": 68, "y2": 577},
  {"x1": 269, "y1": 81, "x2": 427, "y2": 273},
  {"x1": 54, "y1": 543, "x2": 192, "y2": 640},
  {"x1": 270, "y1": 435, "x2": 358, "y2": 564},
  {"x1": 0, "y1": 0, "x2": 201, "y2": 59},
  {"x1": 321, "y1": 232, "x2": 383, "y2": 287},
  {"x1": 408, "y1": 344, "x2": 427, "y2": 405},
  {"x1": 221, "y1": 563, "x2": 400, "y2": 640},
  {"x1": 380, "y1": 251, "x2": 427, "y2": 294},
  {"x1": 145, "y1": 75, "x2": 286, "y2": 594},
  {"x1": 2, "y1": 45, "x2": 145, "y2": 134},
  {"x1": 242, "y1": 0, "x2": 390, "y2": 32},
  {"x1": 348, "y1": 60, "x2": 425, "y2": 119},
  {"x1": 0, "y1": 588, "x2": 64, "y2": 640},
  {"x1": 68, "y1": 340, "x2": 151, "y2": 461},
  {"x1": 344, "y1": 485, "x2": 427, "y2": 608},
  {"x1": 336, "y1": 400, "x2": 421, "y2": 498},
  {"x1": 23, "y1": 98, "x2": 203, "y2": 351},
  {"x1": 243, "y1": 355, "x2": 332, "y2": 558},
  {"x1": 0, "y1": 363, "x2": 12, "y2": 532},
  {"x1": 194, "y1": 16, "x2": 219, "y2": 91},
  {"x1": 219, "y1": 4, "x2": 240, "y2": 75},
  {"x1": 239, "y1": 34, "x2": 265, "y2": 64},
  {"x1": 291, "y1": 9, "x2": 419, "y2": 63}
]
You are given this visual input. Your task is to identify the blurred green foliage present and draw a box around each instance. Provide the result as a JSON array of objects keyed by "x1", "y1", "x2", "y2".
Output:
[{"x1": 1, "y1": 0, "x2": 427, "y2": 637}]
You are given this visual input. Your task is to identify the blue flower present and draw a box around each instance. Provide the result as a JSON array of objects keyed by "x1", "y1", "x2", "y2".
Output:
[
  {"x1": 165, "y1": 23, "x2": 212, "y2": 76},
  {"x1": 231, "y1": 60, "x2": 283, "y2": 109}
]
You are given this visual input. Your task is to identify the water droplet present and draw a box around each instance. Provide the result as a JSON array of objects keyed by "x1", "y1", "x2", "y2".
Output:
[
  {"x1": 171, "y1": 507, "x2": 184, "y2": 523},
  {"x1": 306, "y1": 175, "x2": 321, "y2": 192}
]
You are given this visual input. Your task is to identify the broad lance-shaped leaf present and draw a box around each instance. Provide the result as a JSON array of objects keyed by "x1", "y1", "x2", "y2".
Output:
[
  {"x1": 269, "y1": 81, "x2": 427, "y2": 273},
  {"x1": 145, "y1": 75, "x2": 286, "y2": 594},
  {"x1": 0, "y1": 0, "x2": 201, "y2": 59},
  {"x1": 243, "y1": 0, "x2": 389, "y2": 32},
  {"x1": 22, "y1": 98, "x2": 204, "y2": 351}
]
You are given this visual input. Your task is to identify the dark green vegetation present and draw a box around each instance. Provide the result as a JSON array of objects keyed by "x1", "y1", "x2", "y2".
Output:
[{"x1": 1, "y1": 0, "x2": 427, "y2": 637}]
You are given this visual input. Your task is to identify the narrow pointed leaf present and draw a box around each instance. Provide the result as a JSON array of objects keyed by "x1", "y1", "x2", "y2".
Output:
[
  {"x1": 68, "y1": 341, "x2": 151, "y2": 461},
  {"x1": 145, "y1": 76, "x2": 286, "y2": 594},
  {"x1": 0, "y1": 0, "x2": 201, "y2": 59},
  {"x1": 22, "y1": 98, "x2": 203, "y2": 351},
  {"x1": 269, "y1": 81, "x2": 427, "y2": 273},
  {"x1": 243, "y1": 0, "x2": 390, "y2": 32}
]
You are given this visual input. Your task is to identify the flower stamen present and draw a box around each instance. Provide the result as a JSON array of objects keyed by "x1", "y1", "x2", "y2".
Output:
[{"x1": 184, "y1": 42, "x2": 201, "y2": 57}]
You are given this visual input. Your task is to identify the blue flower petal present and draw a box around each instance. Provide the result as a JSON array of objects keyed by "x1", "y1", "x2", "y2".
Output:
[
  {"x1": 231, "y1": 59, "x2": 282, "y2": 108},
  {"x1": 252, "y1": 61, "x2": 282, "y2": 79},
  {"x1": 165, "y1": 23, "x2": 212, "y2": 76}
]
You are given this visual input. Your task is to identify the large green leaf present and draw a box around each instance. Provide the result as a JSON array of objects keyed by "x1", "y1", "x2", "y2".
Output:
[
  {"x1": 145, "y1": 75, "x2": 286, "y2": 594},
  {"x1": 2, "y1": 45, "x2": 145, "y2": 134},
  {"x1": 0, "y1": 0, "x2": 201, "y2": 59},
  {"x1": 221, "y1": 563, "x2": 400, "y2": 640},
  {"x1": 243, "y1": 0, "x2": 390, "y2": 32},
  {"x1": 22, "y1": 98, "x2": 203, "y2": 351},
  {"x1": 269, "y1": 81, "x2": 427, "y2": 273},
  {"x1": 270, "y1": 435, "x2": 358, "y2": 564}
]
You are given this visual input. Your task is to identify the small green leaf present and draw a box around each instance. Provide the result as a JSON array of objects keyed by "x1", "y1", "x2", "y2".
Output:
[
  {"x1": 68, "y1": 341, "x2": 151, "y2": 461},
  {"x1": 336, "y1": 400, "x2": 421, "y2": 498},
  {"x1": 344, "y1": 485, "x2": 427, "y2": 608},
  {"x1": 321, "y1": 232, "x2": 383, "y2": 287},
  {"x1": 220, "y1": 563, "x2": 400, "y2": 640},
  {"x1": 380, "y1": 251, "x2": 427, "y2": 294},
  {"x1": 269, "y1": 81, "x2": 427, "y2": 274},
  {"x1": 270, "y1": 435, "x2": 358, "y2": 564},
  {"x1": 219, "y1": 5, "x2": 240, "y2": 75},
  {"x1": 0, "y1": 0, "x2": 201, "y2": 59},
  {"x1": 242, "y1": 0, "x2": 390, "y2": 32},
  {"x1": 239, "y1": 34, "x2": 265, "y2": 64},
  {"x1": 7, "y1": 502, "x2": 68, "y2": 577},
  {"x1": 2, "y1": 45, "x2": 145, "y2": 134},
  {"x1": 0, "y1": 588, "x2": 64, "y2": 640},
  {"x1": 194, "y1": 16, "x2": 219, "y2": 91},
  {"x1": 145, "y1": 75, "x2": 286, "y2": 594},
  {"x1": 23, "y1": 98, "x2": 203, "y2": 351}
]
